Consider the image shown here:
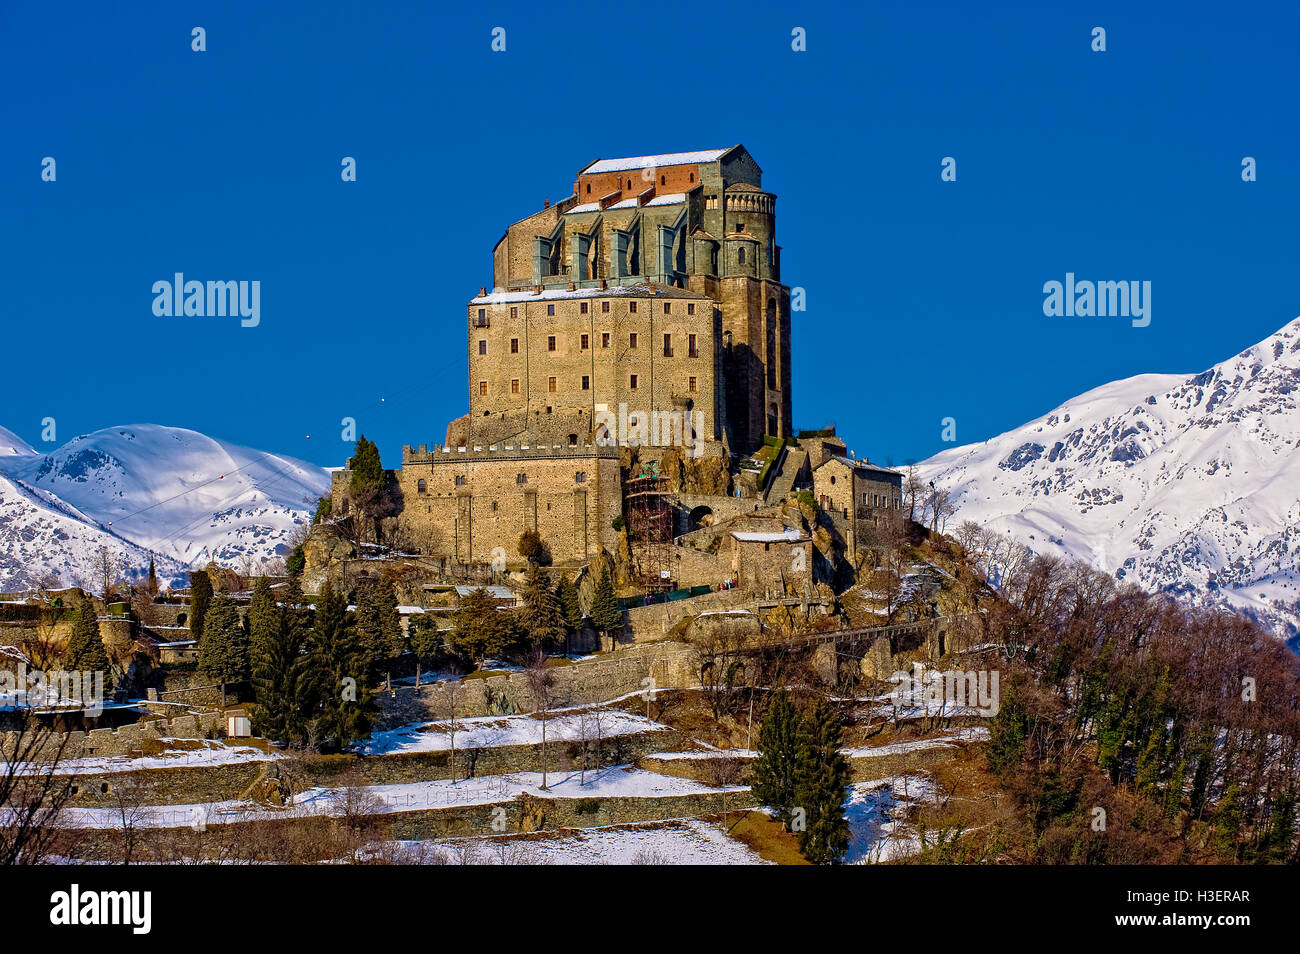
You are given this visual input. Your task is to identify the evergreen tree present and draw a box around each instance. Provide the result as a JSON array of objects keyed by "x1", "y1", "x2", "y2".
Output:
[
  {"x1": 64, "y1": 598, "x2": 109, "y2": 673},
  {"x1": 251, "y1": 577, "x2": 313, "y2": 745},
  {"x1": 286, "y1": 545, "x2": 306, "y2": 578},
  {"x1": 750, "y1": 689, "x2": 801, "y2": 828},
  {"x1": 197, "y1": 589, "x2": 251, "y2": 686},
  {"x1": 247, "y1": 577, "x2": 278, "y2": 661},
  {"x1": 792, "y1": 698, "x2": 851, "y2": 865},
  {"x1": 354, "y1": 578, "x2": 403, "y2": 675},
  {"x1": 307, "y1": 583, "x2": 374, "y2": 751},
  {"x1": 521, "y1": 564, "x2": 566, "y2": 653},
  {"x1": 347, "y1": 436, "x2": 384, "y2": 495},
  {"x1": 557, "y1": 575, "x2": 582, "y2": 634},
  {"x1": 589, "y1": 565, "x2": 621, "y2": 651},
  {"x1": 188, "y1": 569, "x2": 213, "y2": 640},
  {"x1": 447, "y1": 587, "x2": 520, "y2": 663},
  {"x1": 408, "y1": 613, "x2": 445, "y2": 669},
  {"x1": 146, "y1": 557, "x2": 158, "y2": 596}
]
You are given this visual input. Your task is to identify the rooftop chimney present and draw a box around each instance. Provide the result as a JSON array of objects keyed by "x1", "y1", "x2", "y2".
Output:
[
  {"x1": 544, "y1": 197, "x2": 550, "y2": 208},
  {"x1": 567, "y1": 281, "x2": 576, "y2": 291},
  {"x1": 479, "y1": 286, "x2": 487, "y2": 297}
]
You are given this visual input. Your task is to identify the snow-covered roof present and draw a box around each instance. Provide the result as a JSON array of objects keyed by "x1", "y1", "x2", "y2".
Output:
[
  {"x1": 566, "y1": 193, "x2": 686, "y2": 214},
  {"x1": 815, "y1": 454, "x2": 901, "y2": 477},
  {"x1": 580, "y1": 149, "x2": 731, "y2": 175},
  {"x1": 730, "y1": 528, "x2": 808, "y2": 543},
  {"x1": 454, "y1": 585, "x2": 515, "y2": 600}
]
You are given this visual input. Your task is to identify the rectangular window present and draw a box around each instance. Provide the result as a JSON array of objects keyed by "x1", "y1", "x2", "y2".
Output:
[
  {"x1": 547, "y1": 304, "x2": 555, "y2": 316},
  {"x1": 663, "y1": 333, "x2": 672, "y2": 357},
  {"x1": 601, "y1": 301, "x2": 610, "y2": 313},
  {"x1": 478, "y1": 381, "x2": 487, "y2": 396},
  {"x1": 548, "y1": 377, "x2": 557, "y2": 393},
  {"x1": 580, "y1": 301, "x2": 589, "y2": 314},
  {"x1": 630, "y1": 374, "x2": 638, "y2": 390},
  {"x1": 687, "y1": 303, "x2": 695, "y2": 315},
  {"x1": 689, "y1": 376, "x2": 697, "y2": 392},
  {"x1": 510, "y1": 338, "x2": 519, "y2": 353},
  {"x1": 548, "y1": 335, "x2": 556, "y2": 351},
  {"x1": 478, "y1": 340, "x2": 487, "y2": 355},
  {"x1": 602, "y1": 332, "x2": 610, "y2": 348},
  {"x1": 629, "y1": 333, "x2": 637, "y2": 349},
  {"x1": 511, "y1": 378, "x2": 520, "y2": 394},
  {"x1": 581, "y1": 375, "x2": 590, "y2": 390},
  {"x1": 663, "y1": 302, "x2": 671, "y2": 314},
  {"x1": 629, "y1": 301, "x2": 638, "y2": 313},
  {"x1": 688, "y1": 333, "x2": 697, "y2": 357},
  {"x1": 581, "y1": 333, "x2": 589, "y2": 350},
  {"x1": 510, "y1": 306, "x2": 517, "y2": 318}
]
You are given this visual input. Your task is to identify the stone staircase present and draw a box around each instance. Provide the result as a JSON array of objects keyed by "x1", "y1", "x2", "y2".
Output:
[{"x1": 764, "y1": 447, "x2": 808, "y2": 502}]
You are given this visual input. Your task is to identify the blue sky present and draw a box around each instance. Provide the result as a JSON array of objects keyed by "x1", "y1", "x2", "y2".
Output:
[{"x1": 2, "y1": 1, "x2": 1298, "y2": 469}]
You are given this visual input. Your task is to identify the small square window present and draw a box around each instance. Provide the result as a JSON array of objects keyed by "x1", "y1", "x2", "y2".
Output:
[
  {"x1": 580, "y1": 301, "x2": 589, "y2": 314},
  {"x1": 516, "y1": 473, "x2": 527, "y2": 485},
  {"x1": 601, "y1": 301, "x2": 610, "y2": 313},
  {"x1": 687, "y1": 303, "x2": 695, "y2": 315}
]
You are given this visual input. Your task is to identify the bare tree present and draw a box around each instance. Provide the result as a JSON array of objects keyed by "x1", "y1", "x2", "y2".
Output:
[
  {"x1": 523, "y1": 650, "x2": 557, "y2": 789},
  {"x1": 0, "y1": 715, "x2": 78, "y2": 864}
]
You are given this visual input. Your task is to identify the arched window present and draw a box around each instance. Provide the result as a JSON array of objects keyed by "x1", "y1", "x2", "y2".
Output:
[
  {"x1": 738, "y1": 246, "x2": 746, "y2": 264},
  {"x1": 417, "y1": 478, "x2": 427, "y2": 494}
]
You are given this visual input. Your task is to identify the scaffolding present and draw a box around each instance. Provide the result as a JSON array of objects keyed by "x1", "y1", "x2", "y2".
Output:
[{"x1": 625, "y1": 470, "x2": 676, "y2": 595}]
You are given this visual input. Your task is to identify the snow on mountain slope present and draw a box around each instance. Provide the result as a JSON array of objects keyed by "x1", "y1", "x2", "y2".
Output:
[
  {"x1": 917, "y1": 316, "x2": 1300, "y2": 639},
  {"x1": 0, "y1": 470, "x2": 189, "y2": 592},
  {"x1": 0, "y1": 426, "x2": 35, "y2": 458},
  {"x1": 0, "y1": 425, "x2": 330, "y2": 587}
]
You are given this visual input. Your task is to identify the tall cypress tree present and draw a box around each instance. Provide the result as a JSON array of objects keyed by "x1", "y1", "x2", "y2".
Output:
[
  {"x1": 522, "y1": 564, "x2": 566, "y2": 653},
  {"x1": 64, "y1": 598, "x2": 109, "y2": 673},
  {"x1": 557, "y1": 575, "x2": 582, "y2": 637},
  {"x1": 247, "y1": 577, "x2": 277, "y2": 660},
  {"x1": 188, "y1": 569, "x2": 213, "y2": 640},
  {"x1": 307, "y1": 583, "x2": 373, "y2": 752},
  {"x1": 251, "y1": 577, "x2": 313, "y2": 745},
  {"x1": 750, "y1": 689, "x2": 801, "y2": 828},
  {"x1": 793, "y1": 698, "x2": 852, "y2": 865},
  {"x1": 589, "y1": 565, "x2": 621, "y2": 651}
]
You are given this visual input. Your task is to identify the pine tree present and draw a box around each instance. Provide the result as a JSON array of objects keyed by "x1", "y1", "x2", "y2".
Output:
[
  {"x1": 793, "y1": 698, "x2": 851, "y2": 865},
  {"x1": 347, "y1": 436, "x2": 384, "y2": 494},
  {"x1": 64, "y1": 598, "x2": 109, "y2": 673},
  {"x1": 197, "y1": 589, "x2": 251, "y2": 687},
  {"x1": 146, "y1": 557, "x2": 158, "y2": 596},
  {"x1": 750, "y1": 689, "x2": 801, "y2": 828},
  {"x1": 589, "y1": 565, "x2": 621, "y2": 651},
  {"x1": 522, "y1": 564, "x2": 566, "y2": 653},
  {"x1": 354, "y1": 578, "x2": 403, "y2": 676},
  {"x1": 307, "y1": 583, "x2": 374, "y2": 751},
  {"x1": 188, "y1": 569, "x2": 213, "y2": 640},
  {"x1": 251, "y1": 577, "x2": 313, "y2": 745}
]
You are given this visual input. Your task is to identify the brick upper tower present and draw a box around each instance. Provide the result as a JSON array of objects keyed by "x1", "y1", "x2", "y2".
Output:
[{"x1": 470, "y1": 145, "x2": 791, "y2": 455}]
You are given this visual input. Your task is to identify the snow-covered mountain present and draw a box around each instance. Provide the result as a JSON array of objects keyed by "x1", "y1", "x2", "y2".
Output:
[
  {"x1": 0, "y1": 426, "x2": 35, "y2": 458},
  {"x1": 918, "y1": 316, "x2": 1300, "y2": 640},
  {"x1": 0, "y1": 425, "x2": 330, "y2": 592}
]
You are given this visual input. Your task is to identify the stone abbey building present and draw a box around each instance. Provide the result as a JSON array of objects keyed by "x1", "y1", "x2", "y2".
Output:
[{"x1": 333, "y1": 146, "x2": 795, "y2": 568}]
